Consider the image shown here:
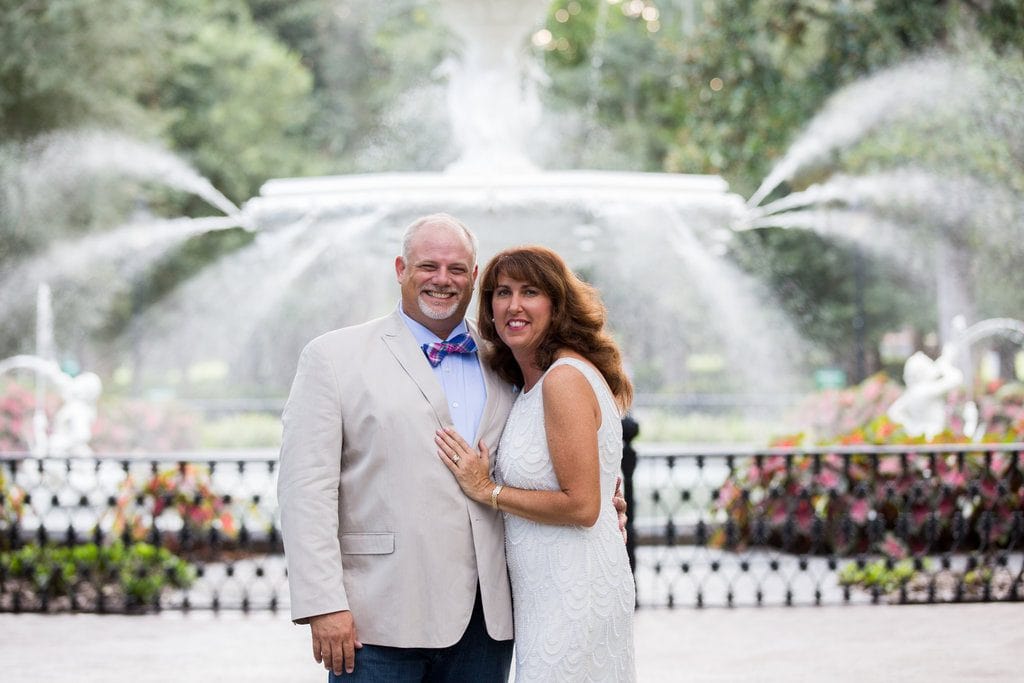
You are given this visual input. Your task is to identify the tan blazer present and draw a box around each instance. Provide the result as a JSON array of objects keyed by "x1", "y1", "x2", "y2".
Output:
[{"x1": 277, "y1": 311, "x2": 515, "y2": 647}]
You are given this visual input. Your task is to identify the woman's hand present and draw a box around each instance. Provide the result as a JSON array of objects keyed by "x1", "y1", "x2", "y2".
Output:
[{"x1": 436, "y1": 427, "x2": 494, "y2": 505}]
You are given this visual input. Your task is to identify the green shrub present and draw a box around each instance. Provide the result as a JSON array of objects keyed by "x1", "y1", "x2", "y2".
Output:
[
  {"x1": 633, "y1": 410, "x2": 790, "y2": 444},
  {"x1": 0, "y1": 541, "x2": 195, "y2": 611},
  {"x1": 199, "y1": 412, "x2": 281, "y2": 449},
  {"x1": 839, "y1": 557, "x2": 920, "y2": 593}
]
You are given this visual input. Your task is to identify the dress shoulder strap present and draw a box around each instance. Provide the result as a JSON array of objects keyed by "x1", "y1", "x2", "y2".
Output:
[
  {"x1": 548, "y1": 357, "x2": 618, "y2": 412},
  {"x1": 549, "y1": 356, "x2": 595, "y2": 376}
]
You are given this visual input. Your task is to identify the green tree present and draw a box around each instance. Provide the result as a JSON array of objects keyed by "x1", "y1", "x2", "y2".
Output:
[
  {"x1": 154, "y1": 15, "x2": 315, "y2": 202},
  {"x1": 0, "y1": 0, "x2": 169, "y2": 139},
  {"x1": 540, "y1": 0, "x2": 1024, "y2": 192}
]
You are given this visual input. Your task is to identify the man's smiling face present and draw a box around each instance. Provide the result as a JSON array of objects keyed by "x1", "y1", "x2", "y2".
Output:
[{"x1": 396, "y1": 221, "x2": 478, "y2": 338}]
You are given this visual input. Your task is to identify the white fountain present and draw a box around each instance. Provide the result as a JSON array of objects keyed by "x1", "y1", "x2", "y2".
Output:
[
  {"x1": 435, "y1": 0, "x2": 551, "y2": 173},
  {"x1": 250, "y1": 0, "x2": 738, "y2": 214},
  {"x1": 222, "y1": 1, "x2": 807, "y2": 398},
  {"x1": 3, "y1": 5, "x2": 1020, "y2": 414},
  {"x1": 19, "y1": 2, "x2": 984, "y2": 405}
]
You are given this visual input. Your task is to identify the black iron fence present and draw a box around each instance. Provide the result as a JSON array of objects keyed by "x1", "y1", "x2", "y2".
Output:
[
  {"x1": 0, "y1": 451, "x2": 285, "y2": 613},
  {"x1": 624, "y1": 439, "x2": 1024, "y2": 608},
  {"x1": 1, "y1": 438, "x2": 1022, "y2": 613}
]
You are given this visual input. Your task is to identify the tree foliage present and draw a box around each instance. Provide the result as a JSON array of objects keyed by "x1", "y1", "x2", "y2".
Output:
[
  {"x1": 153, "y1": 14, "x2": 314, "y2": 202},
  {"x1": 541, "y1": 0, "x2": 1023, "y2": 192},
  {"x1": 0, "y1": 0, "x2": 168, "y2": 139},
  {"x1": 1, "y1": 0, "x2": 318, "y2": 203}
]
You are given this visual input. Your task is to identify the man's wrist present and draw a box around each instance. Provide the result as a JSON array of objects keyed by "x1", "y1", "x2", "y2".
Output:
[{"x1": 310, "y1": 609, "x2": 349, "y2": 622}]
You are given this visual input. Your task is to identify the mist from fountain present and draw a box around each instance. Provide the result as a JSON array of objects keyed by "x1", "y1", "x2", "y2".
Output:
[
  {"x1": 0, "y1": 216, "x2": 241, "y2": 332},
  {"x1": 747, "y1": 55, "x2": 986, "y2": 208},
  {"x1": 0, "y1": 125, "x2": 255, "y2": 371},
  {"x1": 215, "y1": 175, "x2": 797, "y2": 393},
  {"x1": 740, "y1": 46, "x2": 1024, "y2": 349},
  {"x1": 123, "y1": 208, "x2": 392, "y2": 376},
  {"x1": 744, "y1": 165, "x2": 1023, "y2": 331},
  {"x1": 5, "y1": 130, "x2": 242, "y2": 220},
  {"x1": 666, "y1": 210, "x2": 809, "y2": 390},
  {"x1": 436, "y1": 0, "x2": 550, "y2": 172},
  {"x1": 746, "y1": 167, "x2": 1019, "y2": 344},
  {"x1": 740, "y1": 208, "x2": 927, "y2": 274},
  {"x1": 749, "y1": 169, "x2": 1021, "y2": 250},
  {"x1": 954, "y1": 318, "x2": 1024, "y2": 350}
]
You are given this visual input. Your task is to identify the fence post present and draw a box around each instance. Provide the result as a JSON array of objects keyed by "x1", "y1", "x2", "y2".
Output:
[{"x1": 621, "y1": 415, "x2": 639, "y2": 576}]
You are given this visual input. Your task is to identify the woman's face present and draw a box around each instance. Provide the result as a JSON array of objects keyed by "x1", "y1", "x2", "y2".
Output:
[{"x1": 491, "y1": 274, "x2": 553, "y2": 360}]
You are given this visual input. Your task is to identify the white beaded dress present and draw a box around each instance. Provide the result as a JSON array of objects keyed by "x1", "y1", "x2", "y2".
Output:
[{"x1": 496, "y1": 357, "x2": 636, "y2": 682}]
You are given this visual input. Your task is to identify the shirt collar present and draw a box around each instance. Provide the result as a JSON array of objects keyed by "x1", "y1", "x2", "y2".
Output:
[{"x1": 396, "y1": 303, "x2": 469, "y2": 346}]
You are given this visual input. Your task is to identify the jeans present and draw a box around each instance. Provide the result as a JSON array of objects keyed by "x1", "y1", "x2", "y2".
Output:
[{"x1": 328, "y1": 591, "x2": 513, "y2": 682}]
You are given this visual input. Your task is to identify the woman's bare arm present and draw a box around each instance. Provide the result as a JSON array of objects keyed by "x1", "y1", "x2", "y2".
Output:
[{"x1": 436, "y1": 364, "x2": 603, "y2": 526}]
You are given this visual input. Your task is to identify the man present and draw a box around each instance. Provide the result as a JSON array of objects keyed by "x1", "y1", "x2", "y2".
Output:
[{"x1": 278, "y1": 213, "x2": 625, "y2": 680}]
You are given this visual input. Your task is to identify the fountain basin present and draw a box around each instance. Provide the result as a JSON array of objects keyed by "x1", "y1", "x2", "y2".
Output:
[{"x1": 248, "y1": 170, "x2": 742, "y2": 225}]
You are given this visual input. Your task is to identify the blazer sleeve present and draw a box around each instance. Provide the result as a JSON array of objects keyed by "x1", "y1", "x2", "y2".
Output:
[{"x1": 278, "y1": 340, "x2": 349, "y2": 623}]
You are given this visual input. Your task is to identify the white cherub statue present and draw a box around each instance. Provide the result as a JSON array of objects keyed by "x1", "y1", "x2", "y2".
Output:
[
  {"x1": 0, "y1": 356, "x2": 103, "y2": 455},
  {"x1": 887, "y1": 345, "x2": 964, "y2": 440},
  {"x1": 47, "y1": 371, "x2": 103, "y2": 456}
]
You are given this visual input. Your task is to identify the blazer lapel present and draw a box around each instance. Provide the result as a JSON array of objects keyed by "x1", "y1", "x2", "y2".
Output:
[{"x1": 381, "y1": 311, "x2": 452, "y2": 426}]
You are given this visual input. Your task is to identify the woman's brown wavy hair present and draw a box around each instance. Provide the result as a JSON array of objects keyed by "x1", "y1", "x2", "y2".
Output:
[{"x1": 477, "y1": 245, "x2": 633, "y2": 410}]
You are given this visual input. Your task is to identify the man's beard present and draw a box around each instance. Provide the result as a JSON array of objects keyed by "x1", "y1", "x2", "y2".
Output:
[{"x1": 418, "y1": 292, "x2": 461, "y2": 320}]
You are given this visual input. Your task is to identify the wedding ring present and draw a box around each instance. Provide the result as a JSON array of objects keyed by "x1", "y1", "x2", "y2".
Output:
[{"x1": 452, "y1": 454, "x2": 461, "y2": 464}]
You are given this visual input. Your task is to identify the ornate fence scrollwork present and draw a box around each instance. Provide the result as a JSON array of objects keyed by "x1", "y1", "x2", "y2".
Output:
[
  {"x1": 1, "y1": 441, "x2": 1021, "y2": 612},
  {"x1": 629, "y1": 441, "x2": 1024, "y2": 607},
  {"x1": 0, "y1": 451, "x2": 284, "y2": 613}
]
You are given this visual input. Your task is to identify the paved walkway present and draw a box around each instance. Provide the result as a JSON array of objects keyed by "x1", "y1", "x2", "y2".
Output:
[{"x1": 2, "y1": 603, "x2": 1021, "y2": 681}]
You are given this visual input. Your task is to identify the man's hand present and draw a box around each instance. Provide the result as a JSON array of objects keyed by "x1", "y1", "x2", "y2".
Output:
[
  {"x1": 613, "y1": 476, "x2": 628, "y2": 544},
  {"x1": 311, "y1": 610, "x2": 362, "y2": 675}
]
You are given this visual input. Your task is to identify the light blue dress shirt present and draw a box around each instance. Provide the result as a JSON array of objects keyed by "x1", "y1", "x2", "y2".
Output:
[{"x1": 397, "y1": 305, "x2": 487, "y2": 443}]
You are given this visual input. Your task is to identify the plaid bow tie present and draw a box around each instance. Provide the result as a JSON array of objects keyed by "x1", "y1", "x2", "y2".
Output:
[{"x1": 422, "y1": 333, "x2": 477, "y2": 367}]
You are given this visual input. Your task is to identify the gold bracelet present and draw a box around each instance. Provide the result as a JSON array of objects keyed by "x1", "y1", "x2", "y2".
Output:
[{"x1": 490, "y1": 484, "x2": 504, "y2": 510}]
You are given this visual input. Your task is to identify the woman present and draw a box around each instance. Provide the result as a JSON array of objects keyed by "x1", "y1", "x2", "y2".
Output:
[{"x1": 435, "y1": 245, "x2": 636, "y2": 682}]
